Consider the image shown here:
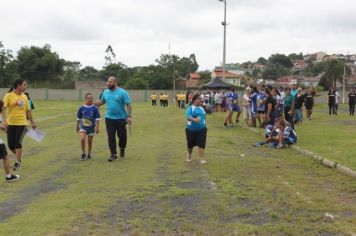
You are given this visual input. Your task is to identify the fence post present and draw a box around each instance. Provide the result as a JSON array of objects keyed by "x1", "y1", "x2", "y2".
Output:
[
  {"x1": 144, "y1": 90, "x2": 148, "y2": 102},
  {"x1": 45, "y1": 88, "x2": 49, "y2": 100},
  {"x1": 79, "y1": 89, "x2": 82, "y2": 101}
]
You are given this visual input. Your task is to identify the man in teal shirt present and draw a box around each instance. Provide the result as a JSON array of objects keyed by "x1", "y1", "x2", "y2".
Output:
[{"x1": 96, "y1": 76, "x2": 132, "y2": 161}]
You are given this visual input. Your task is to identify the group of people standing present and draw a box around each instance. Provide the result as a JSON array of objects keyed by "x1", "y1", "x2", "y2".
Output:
[
  {"x1": 0, "y1": 76, "x2": 133, "y2": 183},
  {"x1": 150, "y1": 92, "x2": 169, "y2": 107}
]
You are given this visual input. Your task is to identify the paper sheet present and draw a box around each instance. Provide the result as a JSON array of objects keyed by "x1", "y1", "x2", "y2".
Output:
[{"x1": 26, "y1": 129, "x2": 45, "y2": 143}]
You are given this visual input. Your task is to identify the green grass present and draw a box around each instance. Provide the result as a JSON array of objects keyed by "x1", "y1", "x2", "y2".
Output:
[
  {"x1": 295, "y1": 104, "x2": 356, "y2": 169},
  {"x1": 0, "y1": 101, "x2": 355, "y2": 235}
]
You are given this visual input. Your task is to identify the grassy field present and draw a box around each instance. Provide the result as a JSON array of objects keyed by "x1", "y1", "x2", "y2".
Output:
[{"x1": 0, "y1": 101, "x2": 355, "y2": 235}]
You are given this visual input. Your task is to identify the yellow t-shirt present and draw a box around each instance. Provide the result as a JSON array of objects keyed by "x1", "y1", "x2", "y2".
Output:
[
  {"x1": 150, "y1": 94, "x2": 157, "y2": 100},
  {"x1": 159, "y1": 95, "x2": 164, "y2": 100},
  {"x1": 179, "y1": 94, "x2": 185, "y2": 101},
  {"x1": 163, "y1": 95, "x2": 169, "y2": 101},
  {"x1": 3, "y1": 92, "x2": 30, "y2": 125}
]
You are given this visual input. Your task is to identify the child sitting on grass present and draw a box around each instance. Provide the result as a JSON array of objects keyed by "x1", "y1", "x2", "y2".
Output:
[
  {"x1": 76, "y1": 93, "x2": 100, "y2": 161},
  {"x1": 276, "y1": 120, "x2": 297, "y2": 149},
  {"x1": 0, "y1": 100, "x2": 20, "y2": 182},
  {"x1": 253, "y1": 124, "x2": 280, "y2": 147}
]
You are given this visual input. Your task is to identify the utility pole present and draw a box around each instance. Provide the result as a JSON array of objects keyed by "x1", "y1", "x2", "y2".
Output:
[
  {"x1": 343, "y1": 65, "x2": 346, "y2": 104},
  {"x1": 219, "y1": 0, "x2": 227, "y2": 81}
]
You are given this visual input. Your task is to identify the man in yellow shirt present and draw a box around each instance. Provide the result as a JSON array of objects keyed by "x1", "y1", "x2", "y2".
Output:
[
  {"x1": 150, "y1": 92, "x2": 157, "y2": 107},
  {"x1": 2, "y1": 79, "x2": 37, "y2": 171},
  {"x1": 159, "y1": 92, "x2": 164, "y2": 107}
]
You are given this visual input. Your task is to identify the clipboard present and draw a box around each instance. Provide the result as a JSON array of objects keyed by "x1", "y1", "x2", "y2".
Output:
[{"x1": 26, "y1": 129, "x2": 45, "y2": 143}]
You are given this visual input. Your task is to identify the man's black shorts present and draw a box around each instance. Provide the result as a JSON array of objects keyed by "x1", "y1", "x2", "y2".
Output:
[
  {"x1": 185, "y1": 128, "x2": 207, "y2": 149},
  {"x1": 0, "y1": 143, "x2": 8, "y2": 160}
]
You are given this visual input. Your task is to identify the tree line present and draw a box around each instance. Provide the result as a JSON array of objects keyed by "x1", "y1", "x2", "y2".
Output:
[{"x1": 0, "y1": 42, "x2": 200, "y2": 89}]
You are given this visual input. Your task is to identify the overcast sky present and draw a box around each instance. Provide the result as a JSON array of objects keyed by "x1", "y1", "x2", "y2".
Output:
[{"x1": 1, "y1": 0, "x2": 356, "y2": 71}]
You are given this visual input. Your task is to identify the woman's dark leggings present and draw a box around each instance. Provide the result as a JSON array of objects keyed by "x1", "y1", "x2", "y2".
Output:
[
  {"x1": 329, "y1": 103, "x2": 336, "y2": 115},
  {"x1": 350, "y1": 103, "x2": 355, "y2": 115},
  {"x1": 7, "y1": 125, "x2": 27, "y2": 152}
]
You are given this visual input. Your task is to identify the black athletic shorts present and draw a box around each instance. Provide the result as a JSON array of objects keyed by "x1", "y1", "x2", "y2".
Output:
[
  {"x1": 0, "y1": 143, "x2": 8, "y2": 159},
  {"x1": 7, "y1": 125, "x2": 27, "y2": 150},
  {"x1": 185, "y1": 128, "x2": 207, "y2": 149}
]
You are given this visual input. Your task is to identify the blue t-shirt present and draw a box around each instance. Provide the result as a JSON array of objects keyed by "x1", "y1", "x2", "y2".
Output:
[
  {"x1": 226, "y1": 92, "x2": 239, "y2": 109},
  {"x1": 249, "y1": 92, "x2": 258, "y2": 113},
  {"x1": 101, "y1": 88, "x2": 131, "y2": 119},
  {"x1": 186, "y1": 105, "x2": 206, "y2": 131},
  {"x1": 77, "y1": 105, "x2": 101, "y2": 129},
  {"x1": 291, "y1": 89, "x2": 298, "y2": 97},
  {"x1": 284, "y1": 126, "x2": 297, "y2": 143},
  {"x1": 257, "y1": 92, "x2": 266, "y2": 111}
]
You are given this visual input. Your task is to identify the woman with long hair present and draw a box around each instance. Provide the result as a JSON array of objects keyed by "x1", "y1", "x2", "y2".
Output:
[{"x1": 2, "y1": 79, "x2": 37, "y2": 171}]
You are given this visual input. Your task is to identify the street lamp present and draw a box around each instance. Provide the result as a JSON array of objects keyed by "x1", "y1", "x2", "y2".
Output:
[{"x1": 219, "y1": 0, "x2": 227, "y2": 81}]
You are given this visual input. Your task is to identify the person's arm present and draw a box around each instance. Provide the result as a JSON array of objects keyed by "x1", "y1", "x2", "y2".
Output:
[
  {"x1": 95, "y1": 91, "x2": 106, "y2": 106},
  {"x1": 76, "y1": 120, "x2": 80, "y2": 133},
  {"x1": 126, "y1": 104, "x2": 132, "y2": 125},
  {"x1": 1, "y1": 108, "x2": 8, "y2": 128},
  {"x1": 26, "y1": 110, "x2": 36, "y2": 129},
  {"x1": 186, "y1": 107, "x2": 200, "y2": 122},
  {"x1": 266, "y1": 101, "x2": 272, "y2": 121},
  {"x1": 76, "y1": 107, "x2": 82, "y2": 133},
  {"x1": 94, "y1": 120, "x2": 100, "y2": 134},
  {"x1": 94, "y1": 107, "x2": 100, "y2": 134}
]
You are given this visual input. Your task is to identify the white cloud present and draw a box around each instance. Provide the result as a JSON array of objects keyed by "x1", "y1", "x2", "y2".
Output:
[{"x1": 1, "y1": 0, "x2": 356, "y2": 70}]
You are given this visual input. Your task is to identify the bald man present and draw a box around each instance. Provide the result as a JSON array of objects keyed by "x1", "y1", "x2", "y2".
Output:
[{"x1": 95, "y1": 76, "x2": 132, "y2": 161}]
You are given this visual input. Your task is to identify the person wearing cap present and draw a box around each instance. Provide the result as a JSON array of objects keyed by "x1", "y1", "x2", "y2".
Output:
[{"x1": 185, "y1": 93, "x2": 207, "y2": 165}]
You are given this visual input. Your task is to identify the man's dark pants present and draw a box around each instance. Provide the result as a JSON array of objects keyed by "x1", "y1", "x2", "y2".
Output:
[{"x1": 105, "y1": 118, "x2": 127, "y2": 155}]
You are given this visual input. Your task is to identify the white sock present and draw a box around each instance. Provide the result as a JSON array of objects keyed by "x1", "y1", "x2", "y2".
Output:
[{"x1": 6, "y1": 174, "x2": 11, "y2": 178}]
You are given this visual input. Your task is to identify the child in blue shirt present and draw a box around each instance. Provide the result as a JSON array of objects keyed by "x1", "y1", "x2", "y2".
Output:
[{"x1": 76, "y1": 93, "x2": 100, "y2": 160}]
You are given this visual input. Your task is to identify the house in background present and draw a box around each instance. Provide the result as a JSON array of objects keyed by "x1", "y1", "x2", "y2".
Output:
[
  {"x1": 296, "y1": 76, "x2": 320, "y2": 87},
  {"x1": 275, "y1": 76, "x2": 297, "y2": 86},
  {"x1": 211, "y1": 70, "x2": 241, "y2": 86},
  {"x1": 214, "y1": 65, "x2": 245, "y2": 75},
  {"x1": 186, "y1": 72, "x2": 201, "y2": 89}
]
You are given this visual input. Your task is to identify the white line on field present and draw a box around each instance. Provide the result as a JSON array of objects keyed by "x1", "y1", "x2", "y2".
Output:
[{"x1": 36, "y1": 113, "x2": 72, "y2": 122}]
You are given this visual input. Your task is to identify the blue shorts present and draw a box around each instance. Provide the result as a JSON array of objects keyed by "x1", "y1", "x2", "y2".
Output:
[
  {"x1": 80, "y1": 126, "x2": 95, "y2": 136},
  {"x1": 227, "y1": 104, "x2": 240, "y2": 112}
]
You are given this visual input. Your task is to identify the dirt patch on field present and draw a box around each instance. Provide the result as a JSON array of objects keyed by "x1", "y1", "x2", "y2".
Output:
[{"x1": 0, "y1": 165, "x2": 69, "y2": 222}]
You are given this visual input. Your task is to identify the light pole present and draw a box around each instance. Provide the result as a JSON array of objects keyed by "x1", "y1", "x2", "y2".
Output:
[{"x1": 219, "y1": 0, "x2": 227, "y2": 81}]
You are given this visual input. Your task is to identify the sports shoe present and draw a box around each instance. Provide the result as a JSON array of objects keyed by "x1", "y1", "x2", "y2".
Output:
[
  {"x1": 108, "y1": 154, "x2": 118, "y2": 162},
  {"x1": 6, "y1": 174, "x2": 20, "y2": 182},
  {"x1": 276, "y1": 143, "x2": 284, "y2": 149},
  {"x1": 80, "y1": 154, "x2": 86, "y2": 161},
  {"x1": 87, "y1": 154, "x2": 92, "y2": 160},
  {"x1": 120, "y1": 149, "x2": 125, "y2": 158},
  {"x1": 200, "y1": 159, "x2": 208, "y2": 165},
  {"x1": 230, "y1": 124, "x2": 234, "y2": 127},
  {"x1": 223, "y1": 123, "x2": 228, "y2": 128},
  {"x1": 253, "y1": 142, "x2": 265, "y2": 147},
  {"x1": 185, "y1": 155, "x2": 192, "y2": 162},
  {"x1": 13, "y1": 162, "x2": 21, "y2": 171}
]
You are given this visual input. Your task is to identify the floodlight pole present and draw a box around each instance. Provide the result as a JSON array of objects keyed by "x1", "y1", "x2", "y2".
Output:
[{"x1": 219, "y1": 0, "x2": 227, "y2": 81}]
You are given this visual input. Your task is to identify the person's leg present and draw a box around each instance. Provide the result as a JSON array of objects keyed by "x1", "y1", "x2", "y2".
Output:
[
  {"x1": 87, "y1": 136, "x2": 93, "y2": 156},
  {"x1": 7, "y1": 126, "x2": 16, "y2": 154},
  {"x1": 228, "y1": 111, "x2": 233, "y2": 125},
  {"x1": 117, "y1": 119, "x2": 127, "y2": 157},
  {"x1": 105, "y1": 118, "x2": 117, "y2": 156},
  {"x1": 198, "y1": 148, "x2": 206, "y2": 163},
  {"x1": 13, "y1": 126, "x2": 26, "y2": 165},
  {"x1": 80, "y1": 132, "x2": 86, "y2": 154},
  {"x1": 329, "y1": 104, "x2": 332, "y2": 115},
  {"x1": 257, "y1": 113, "x2": 262, "y2": 127},
  {"x1": 235, "y1": 109, "x2": 242, "y2": 123},
  {"x1": 3, "y1": 156, "x2": 11, "y2": 175},
  {"x1": 350, "y1": 104, "x2": 352, "y2": 116},
  {"x1": 335, "y1": 104, "x2": 338, "y2": 115},
  {"x1": 352, "y1": 103, "x2": 355, "y2": 115}
]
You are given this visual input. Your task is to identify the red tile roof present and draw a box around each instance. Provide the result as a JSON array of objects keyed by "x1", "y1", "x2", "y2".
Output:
[
  {"x1": 213, "y1": 70, "x2": 240, "y2": 78},
  {"x1": 189, "y1": 73, "x2": 201, "y2": 80}
]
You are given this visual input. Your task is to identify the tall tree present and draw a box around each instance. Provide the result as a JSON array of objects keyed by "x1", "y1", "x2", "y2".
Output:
[
  {"x1": 17, "y1": 44, "x2": 64, "y2": 84},
  {"x1": 0, "y1": 41, "x2": 16, "y2": 87},
  {"x1": 80, "y1": 66, "x2": 99, "y2": 80},
  {"x1": 268, "y1": 54, "x2": 293, "y2": 68},
  {"x1": 104, "y1": 45, "x2": 117, "y2": 66},
  {"x1": 257, "y1": 57, "x2": 268, "y2": 65}
]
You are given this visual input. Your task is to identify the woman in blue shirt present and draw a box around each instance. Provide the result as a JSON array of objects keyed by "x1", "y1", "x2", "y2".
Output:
[{"x1": 185, "y1": 93, "x2": 207, "y2": 165}]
